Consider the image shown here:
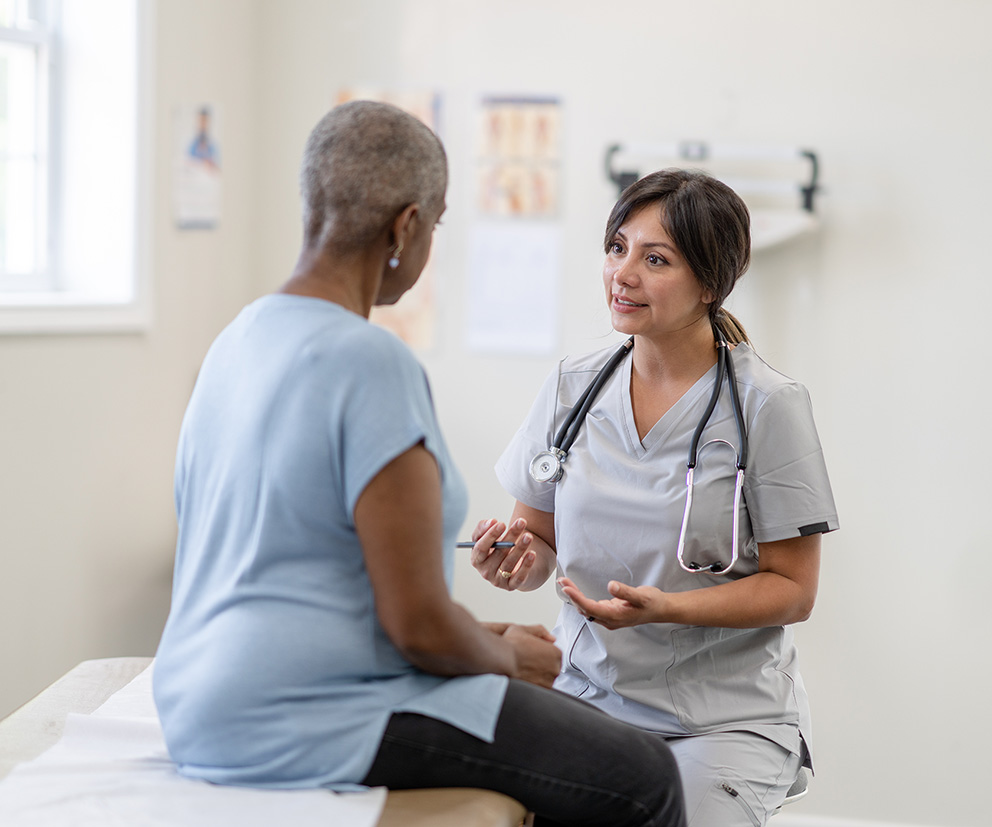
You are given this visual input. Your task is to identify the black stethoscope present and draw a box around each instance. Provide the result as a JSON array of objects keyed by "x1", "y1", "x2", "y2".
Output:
[{"x1": 529, "y1": 330, "x2": 749, "y2": 575}]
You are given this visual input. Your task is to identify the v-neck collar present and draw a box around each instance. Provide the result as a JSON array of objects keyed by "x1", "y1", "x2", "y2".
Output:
[{"x1": 619, "y1": 351, "x2": 722, "y2": 459}]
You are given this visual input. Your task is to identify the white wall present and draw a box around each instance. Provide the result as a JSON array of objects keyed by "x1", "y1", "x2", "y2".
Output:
[{"x1": 1, "y1": 1, "x2": 988, "y2": 825}]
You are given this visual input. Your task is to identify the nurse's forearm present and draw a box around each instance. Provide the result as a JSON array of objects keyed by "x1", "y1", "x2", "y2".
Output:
[
  {"x1": 566, "y1": 536, "x2": 821, "y2": 629},
  {"x1": 660, "y1": 571, "x2": 815, "y2": 628},
  {"x1": 509, "y1": 501, "x2": 557, "y2": 592},
  {"x1": 660, "y1": 534, "x2": 820, "y2": 628},
  {"x1": 514, "y1": 535, "x2": 557, "y2": 592}
]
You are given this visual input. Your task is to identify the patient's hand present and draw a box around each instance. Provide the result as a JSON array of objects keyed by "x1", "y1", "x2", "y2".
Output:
[{"x1": 499, "y1": 623, "x2": 560, "y2": 688}]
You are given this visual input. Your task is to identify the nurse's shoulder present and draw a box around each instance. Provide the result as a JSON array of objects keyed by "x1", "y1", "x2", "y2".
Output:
[
  {"x1": 731, "y1": 343, "x2": 819, "y2": 425},
  {"x1": 732, "y1": 343, "x2": 812, "y2": 394},
  {"x1": 555, "y1": 341, "x2": 629, "y2": 400},
  {"x1": 560, "y1": 340, "x2": 627, "y2": 373}
]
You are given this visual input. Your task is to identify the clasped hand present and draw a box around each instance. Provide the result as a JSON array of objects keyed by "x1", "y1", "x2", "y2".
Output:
[
  {"x1": 557, "y1": 577, "x2": 669, "y2": 630},
  {"x1": 483, "y1": 622, "x2": 561, "y2": 688}
]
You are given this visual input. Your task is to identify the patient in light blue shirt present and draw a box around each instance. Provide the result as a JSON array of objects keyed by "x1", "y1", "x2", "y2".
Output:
[{"x1": 154, "y1": 296, "x2": 506, "y2": 788}]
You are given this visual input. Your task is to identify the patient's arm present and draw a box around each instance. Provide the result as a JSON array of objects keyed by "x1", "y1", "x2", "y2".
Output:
[{"x1": 355, "y1": 442, "x2": 561, "y2": 688}]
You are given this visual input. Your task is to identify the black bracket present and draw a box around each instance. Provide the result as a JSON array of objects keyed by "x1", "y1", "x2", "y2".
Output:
[{"x1": 604, "y1": 142, "x2": 820, "y2": 213}]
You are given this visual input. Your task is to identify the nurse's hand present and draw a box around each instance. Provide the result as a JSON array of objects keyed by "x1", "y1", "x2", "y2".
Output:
[
  {"x1": 557, "y1": 577, "x2": 666, "y2": 630},
  {"x1": 468, "y1": 518, "x2": 539, "y2": 591}
]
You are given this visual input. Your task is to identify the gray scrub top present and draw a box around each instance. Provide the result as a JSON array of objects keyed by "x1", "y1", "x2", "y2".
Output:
[{"x1": 496, "y1": 341, "x2": 838, "y2": 764}]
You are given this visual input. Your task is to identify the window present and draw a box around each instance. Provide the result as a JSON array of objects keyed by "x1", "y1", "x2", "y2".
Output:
[
  {"x1": 0, "y1": 0, "x2": 149, "y2": 334},
  {"x1": 0, "y1": 0, "x2": 52, "y2": 294}
]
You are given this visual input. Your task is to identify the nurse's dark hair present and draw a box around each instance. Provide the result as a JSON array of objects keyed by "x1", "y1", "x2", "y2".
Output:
[
  {"x1": 604, "y1": 168, "x2": 751, "y2": 345},
  {"x1": 299, "y1": 100, "x2": 447, "y2": 253}
]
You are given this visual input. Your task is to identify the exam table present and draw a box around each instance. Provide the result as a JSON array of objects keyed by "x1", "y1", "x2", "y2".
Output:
[{"x1": 0, "y1": 657, "x2": 527, "y2": 827}]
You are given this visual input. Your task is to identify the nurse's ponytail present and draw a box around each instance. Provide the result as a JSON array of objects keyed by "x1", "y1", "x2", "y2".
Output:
[
  {"x1": 606, "y1": 169, "x2": 753, "y2": 347},
  {"x1": 713, "y1": 308, "x2": 749, "y2": 346}
]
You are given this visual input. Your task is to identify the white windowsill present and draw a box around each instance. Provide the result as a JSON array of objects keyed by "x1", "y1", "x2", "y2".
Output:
[{"x1": 0, "y1": 295, "x2": 151, "y2": 335}]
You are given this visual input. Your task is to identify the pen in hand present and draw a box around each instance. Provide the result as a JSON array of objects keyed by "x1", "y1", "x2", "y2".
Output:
[{"x1": 456, "y1": 541, "x2": 515, "y2": 549}]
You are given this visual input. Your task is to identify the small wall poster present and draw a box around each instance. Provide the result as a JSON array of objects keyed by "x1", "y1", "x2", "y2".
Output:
[{"x1": 173, "y1": 104, "x2": 222, "y2": 229}]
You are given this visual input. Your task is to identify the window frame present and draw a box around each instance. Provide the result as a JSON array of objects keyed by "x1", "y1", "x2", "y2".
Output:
[
  {"x1": 0, "y1": 4, "x2": 54, "y2": 294},
  {"x1": 0, "y1": 0, "x2": 154, "y2": 336}
]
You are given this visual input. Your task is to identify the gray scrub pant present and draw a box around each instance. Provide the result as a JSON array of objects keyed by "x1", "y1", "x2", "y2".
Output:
[
  {"x1": 668, "y1": 731, "x2": 804, "y2": 827},
  {"x1": 362, "y1": 679, "x2": 686, "y2": 827}
]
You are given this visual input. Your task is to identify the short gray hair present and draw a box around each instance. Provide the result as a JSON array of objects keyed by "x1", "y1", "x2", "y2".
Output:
[{"x1": 299, "y1": 100, "x2": 447, "y2": 252}]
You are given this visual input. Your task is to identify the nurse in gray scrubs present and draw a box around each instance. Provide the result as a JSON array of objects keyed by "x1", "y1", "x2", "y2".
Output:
[{"x1": 470, "y1": 169, "x2": 839, "y2": 827}]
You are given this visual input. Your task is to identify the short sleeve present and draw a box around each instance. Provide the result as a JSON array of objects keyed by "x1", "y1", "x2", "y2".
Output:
[
  {"x1": 331, "y1": 332, "x2": 439, "y2": 519},
  {"x1": 744, "y1": 382, "x2": 839, "y2": 543},
  {"x1": 494, "y1": 364, "x2": 561, "y2": 513}
]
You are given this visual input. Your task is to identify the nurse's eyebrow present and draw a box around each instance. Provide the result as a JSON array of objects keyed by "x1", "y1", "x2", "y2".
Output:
[
  {"x1": 614, "y1": 229, "x2": 679, "y2": 256},
  {"x1": 617, "y1": 229, "x2": 676, "y2": 252},
  {"x1": 631, "y1": 238, "x2": 679, "y2": 258}
]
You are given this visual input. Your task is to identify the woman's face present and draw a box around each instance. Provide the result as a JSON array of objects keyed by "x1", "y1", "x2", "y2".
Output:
[{"x1": 602, "y1": 205, "x2": 713, "y2": 341}]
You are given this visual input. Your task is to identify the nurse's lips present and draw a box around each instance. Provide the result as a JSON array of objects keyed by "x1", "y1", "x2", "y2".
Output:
[{"x1": 613, "y1": 294, "x2": 647, "y2": 311}]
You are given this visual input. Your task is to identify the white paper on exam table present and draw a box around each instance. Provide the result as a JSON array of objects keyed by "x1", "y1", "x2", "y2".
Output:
[{"x1": 0, "y1": 664, "x2": 387, "y2": 827}]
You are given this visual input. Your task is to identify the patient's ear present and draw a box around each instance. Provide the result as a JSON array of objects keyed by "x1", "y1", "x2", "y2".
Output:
[{"x1": 390, "y1": 203, "x2": 421, "y2": 250}]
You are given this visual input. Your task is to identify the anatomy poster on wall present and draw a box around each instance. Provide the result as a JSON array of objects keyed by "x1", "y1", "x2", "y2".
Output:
[
  {"x1": 467, "y1": 96, "x2": 562, "y2": 355},
  {"x1": 477, "y1": 96, "x2": 561, "y2": 217},
  {"x1": 336, "y1": 88, "x2": 442, "y2": 351},
  {"x1": 173, "y1": 104, "x2": 222, "y2": 229}
]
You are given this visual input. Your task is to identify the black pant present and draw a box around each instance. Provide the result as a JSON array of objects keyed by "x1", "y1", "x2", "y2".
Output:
[{"x1": 362, "y1": 680, "x2": 686, "y2": 827}]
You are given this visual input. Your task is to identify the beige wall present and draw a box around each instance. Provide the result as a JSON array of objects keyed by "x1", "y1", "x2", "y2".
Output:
[
  {"x1": 2, "y1": 2, "x2": 990, "y2": 825},
  {"x1": 0, "y1": 0, "x2": 261, "y2": 716}
]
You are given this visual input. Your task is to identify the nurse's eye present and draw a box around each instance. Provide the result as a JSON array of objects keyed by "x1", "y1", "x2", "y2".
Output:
[
  {"x1": 646, "y1": 253, "x2": 668, "y2": 266},
  {"x1": 609, "y1": 241, "x2": 625, "y2": 255}
]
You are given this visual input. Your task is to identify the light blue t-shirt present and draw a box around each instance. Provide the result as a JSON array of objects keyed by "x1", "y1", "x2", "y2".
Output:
[{"x1": 153, "y1": 295, "x2": 507, "y2": 789}]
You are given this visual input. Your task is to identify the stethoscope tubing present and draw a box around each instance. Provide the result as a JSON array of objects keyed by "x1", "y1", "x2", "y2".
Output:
[
  {"x1": 553, "y1": 337, "x2": 633, "y2": 455},
  {"x1": 530, "y1": 327, "x2": 750, "y2": 576},
  {"x1": 724, "y1": 340, "x2": 748, "y2": 470},
  {"x1": 676, "y1": 335, "x2": 748, "y2": 575}
]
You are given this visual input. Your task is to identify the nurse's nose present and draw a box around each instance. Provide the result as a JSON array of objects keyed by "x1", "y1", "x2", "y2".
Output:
[{"x1": 611, "y1": 256, "x2": 640, "y2": 287}]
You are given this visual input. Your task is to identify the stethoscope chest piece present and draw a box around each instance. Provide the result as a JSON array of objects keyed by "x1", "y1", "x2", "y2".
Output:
[
  {"x1": 529, "y1": 337, "x2": 635, "y2": 486},
  {"x1": 530, "y1": 448, "x2": 566, "y2": 483}
]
